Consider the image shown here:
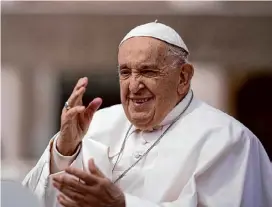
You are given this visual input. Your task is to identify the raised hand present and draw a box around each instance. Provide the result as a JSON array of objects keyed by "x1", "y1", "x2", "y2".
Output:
[{"x1": 57, "y1": 77, "x2": 102, "y2": 155}]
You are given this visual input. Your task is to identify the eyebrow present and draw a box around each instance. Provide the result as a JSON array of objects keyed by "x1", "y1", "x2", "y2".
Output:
[
  {"x1": 118, "y1": 64, "x2": 128, "y2": 70},
  {"x1": 118, "y1": 63, "x2": 159, "y2": 70},
  {"x1": 138, "y1": 63, "x2": 158, "y2": 70}
]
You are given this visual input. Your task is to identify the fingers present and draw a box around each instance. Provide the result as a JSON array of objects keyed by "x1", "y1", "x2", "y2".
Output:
[
  {"x1": 63, "y1": 77, "x2": 88, "y2": 112},
  {"x1": 54, "y1": 182, "x2": 85, "y2": 202},
  {"x1": 57, "y1": 194, "x2": 78, "y2": 207},
  {"x1": 73, "y1": 77, "x2": 88, "y2": 92},
  {"x1": 65, "y1": 167, "x2": 100, "y2": 185},
  {"x1": 53, "y1": 174, "x2": 89, "y2": 194},
  {"x1": 67, "y1": 87, "x2": 86, "y2": 107},
  {"x1": 88, "y1": 159, "x2": 105, "y2": 178},
  {"x1": 58, "y1": 190, "x2": 99, "y2": 207},
  {"x1": 65, "y1": 106, "x2": 85, "y2": 119},
  {"x1": 53, "y1": 173, "x2": 101, "y2": 206}
]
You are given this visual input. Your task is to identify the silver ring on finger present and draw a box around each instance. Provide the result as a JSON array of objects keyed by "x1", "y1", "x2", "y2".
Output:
[{"x1": 64, "y1": 101, "x2": 71, "y2": 110}]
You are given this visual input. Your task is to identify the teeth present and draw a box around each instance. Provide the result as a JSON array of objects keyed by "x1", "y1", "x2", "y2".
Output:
[{"x1": 133, "y1": 98, "x2": 149, "y2": 103}]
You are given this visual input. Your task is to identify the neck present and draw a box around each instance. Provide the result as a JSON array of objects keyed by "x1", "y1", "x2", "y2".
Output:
[{"x1": 175, "y1": 89, "x2": 190, "y2": 107}]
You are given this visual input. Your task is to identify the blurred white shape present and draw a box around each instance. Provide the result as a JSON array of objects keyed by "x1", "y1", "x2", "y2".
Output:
[
  {"x1": 1, "y1": 180, "x2": 42, "y2": 207},
  {"x1": 1, "y1": 68, "x2": 22, "y2": 162},
  {"x1": 1, "y1": 164, "x2": 21, "y2": 180},
  {"x1": 191, "y1": 63, "x2": 229, "y2": 112},
  {"x1": 1, "y1": 159, "x2": 37, "y2": 181}
]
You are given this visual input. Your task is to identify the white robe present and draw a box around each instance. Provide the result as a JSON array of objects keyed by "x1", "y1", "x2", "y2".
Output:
[{"x1": 22, "y1": 91, "x2": 272, "y2": 207}]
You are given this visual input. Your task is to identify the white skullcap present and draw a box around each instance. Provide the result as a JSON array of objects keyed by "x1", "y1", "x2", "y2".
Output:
[{"x1": 120, "y1": 20, "x2": 189, "y2": 54}]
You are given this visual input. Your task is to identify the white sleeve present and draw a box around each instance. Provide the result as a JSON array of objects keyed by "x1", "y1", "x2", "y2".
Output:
[
  {"x1": 22, "y1": 133, "x2": 84, "y2": 207},
  {"x1": 22, "y1": 133, "x2": 113, "y2": 207},
  {"x1": 51, "y1": 134, "x2": 81, "y2": 174}
]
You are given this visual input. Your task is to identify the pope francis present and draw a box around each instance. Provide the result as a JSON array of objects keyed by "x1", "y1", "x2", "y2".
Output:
[{"x1": 23, "y1": 22, "x2": 272, "y2": 207}]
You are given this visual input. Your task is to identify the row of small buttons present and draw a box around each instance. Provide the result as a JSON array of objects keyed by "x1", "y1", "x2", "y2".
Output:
[{"x1": 131, "y1": 129, "x2": 162, "y2": 160}]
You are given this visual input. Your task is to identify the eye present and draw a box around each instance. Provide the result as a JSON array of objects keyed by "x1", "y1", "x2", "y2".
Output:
[
  {"x1": 119, "y1": 68, "x2": 131, "y2": 77},
  {"x1": 142, "y1": 70, "x2": 157, "y2": 77}
]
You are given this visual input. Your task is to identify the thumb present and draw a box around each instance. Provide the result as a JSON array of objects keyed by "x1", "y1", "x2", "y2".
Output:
[
  {"x1": 86, "y1": 98, "x2": 103, "y2": 115},
  {"x1": 88, "y1": 158, "x2": 105, "y2": 178},
  {"x1": 84, "y1": 98, "x2": 103, "y2": 122}
]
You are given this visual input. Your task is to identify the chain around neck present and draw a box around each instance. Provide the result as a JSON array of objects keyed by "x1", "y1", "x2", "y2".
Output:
[{"x1": 112, "y1": 90, "x2": 194, "y2": 184}]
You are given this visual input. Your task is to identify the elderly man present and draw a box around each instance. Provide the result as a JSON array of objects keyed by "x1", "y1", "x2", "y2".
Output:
[{"x1": 23, "y1": 22, "x2": 272, "y2": 207}]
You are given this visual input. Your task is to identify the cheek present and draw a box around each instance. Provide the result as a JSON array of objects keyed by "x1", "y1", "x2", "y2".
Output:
[
  {"x1": 144, "y1": 78, "x2": 167, "y2": 94},
  {"x1": 119, "y1": 80, "x2": 129, "y2": 100},
  {"x1": 141, "y1": 78, "x2": 159, "y2": 93},
  {"x1": 153, "y1": 79, "x2": 179, "y2": 100}
]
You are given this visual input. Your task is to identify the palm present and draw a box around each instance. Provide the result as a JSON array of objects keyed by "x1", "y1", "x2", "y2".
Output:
[
  {"x1": 75, "y1": 111, "x2": 89, "y2": 138},
  {"x1": 58, "y1": 77, "x2": 102, "y2": 155}
]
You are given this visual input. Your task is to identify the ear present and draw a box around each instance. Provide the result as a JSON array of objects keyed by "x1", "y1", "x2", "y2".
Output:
[{"x1": 177, "y1": 63, "x2": 194, "y2": 95}]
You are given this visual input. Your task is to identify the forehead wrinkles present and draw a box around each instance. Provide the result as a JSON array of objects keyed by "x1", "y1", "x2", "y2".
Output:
[{"x1": 119, "y1": 37, "x2": 168, "y2": 67}]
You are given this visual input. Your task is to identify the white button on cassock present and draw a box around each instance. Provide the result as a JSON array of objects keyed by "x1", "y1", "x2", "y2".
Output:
[
  {"x1": 141, "y1": 139, "x2": 149, "y2": 145},
  {"x1": 134, "y1": 152, "x2": 142, "y2": 159}
]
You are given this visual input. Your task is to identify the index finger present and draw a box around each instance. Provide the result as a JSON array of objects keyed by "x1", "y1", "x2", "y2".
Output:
[{"x1": 73, "y1": 77, "x2": 88, "y2": 92}]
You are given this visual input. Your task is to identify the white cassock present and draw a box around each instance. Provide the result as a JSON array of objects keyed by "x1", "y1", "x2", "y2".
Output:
[{"x1": 22, "y1": 90, "x2": 272, "y2": 207}]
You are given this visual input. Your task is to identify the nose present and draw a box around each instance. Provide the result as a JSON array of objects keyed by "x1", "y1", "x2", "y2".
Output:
[{"x1": 129, "y1": 73, "x2": 144, "y2": 94}]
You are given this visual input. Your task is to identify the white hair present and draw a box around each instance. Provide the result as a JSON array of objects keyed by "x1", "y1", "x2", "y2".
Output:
[{"x1": 165, "y1": 44, "x2": 189, "y2": 68}]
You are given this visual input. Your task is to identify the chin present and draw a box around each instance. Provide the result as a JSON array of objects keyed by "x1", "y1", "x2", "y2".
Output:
[
  {"x1": 132, "y1": 121, "x2": 152, "y2": 131},
  {"x1": 128, "y1": 112, "x2": 154, "y2": 129}
]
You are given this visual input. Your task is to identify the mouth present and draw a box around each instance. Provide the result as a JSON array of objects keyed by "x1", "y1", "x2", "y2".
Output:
[{"x1": 129, "y1": 97, "x2": 153, "y2": 106}]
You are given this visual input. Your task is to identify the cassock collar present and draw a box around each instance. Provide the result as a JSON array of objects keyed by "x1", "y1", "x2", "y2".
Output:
[
  {"x1": 129, "y1": 90, "x2": 193, "y2": 133},
  {"x1": 160, "y1": 89, "x2": 193, "y2": 127}
]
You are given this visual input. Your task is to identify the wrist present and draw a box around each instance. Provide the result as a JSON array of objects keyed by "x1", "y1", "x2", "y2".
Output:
[{"x1": 56, "y1": 138, "x2": 81, "y2": 156}]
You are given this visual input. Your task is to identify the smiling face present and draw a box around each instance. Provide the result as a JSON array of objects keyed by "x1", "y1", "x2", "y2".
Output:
[{"x1": 118, "y1": 36, "x2": 191, "y2": 130}]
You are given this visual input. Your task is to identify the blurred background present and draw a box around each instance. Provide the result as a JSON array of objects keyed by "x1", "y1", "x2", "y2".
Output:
[{"x1": 1, "y1": 1, "x2": 272, "y2": 181}]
